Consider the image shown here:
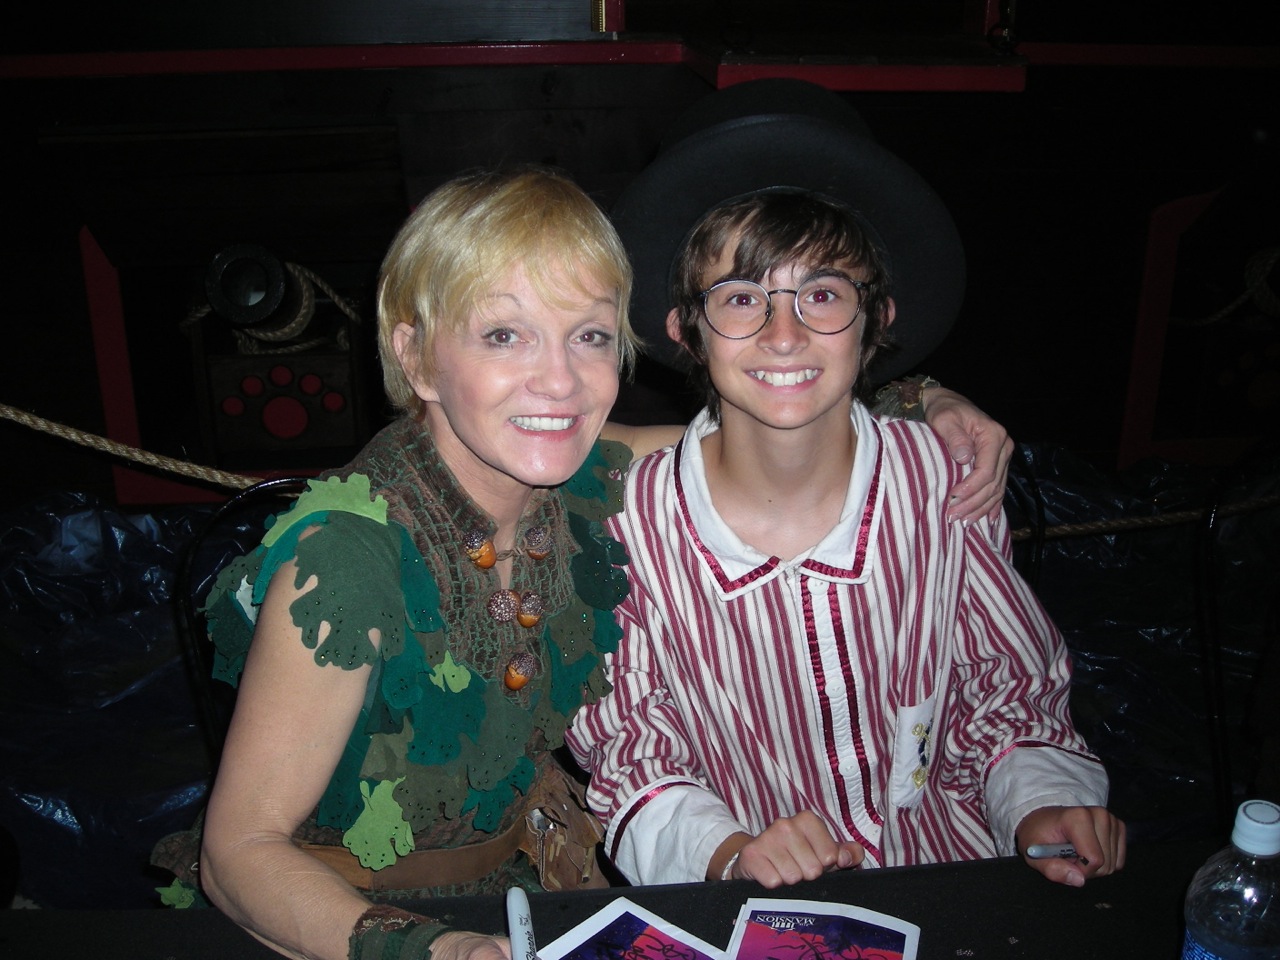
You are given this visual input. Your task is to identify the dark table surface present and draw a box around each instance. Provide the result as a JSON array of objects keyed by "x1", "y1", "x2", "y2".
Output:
[{"x1": 0, "y1": 841, "x2": 1213, "y2": 960}]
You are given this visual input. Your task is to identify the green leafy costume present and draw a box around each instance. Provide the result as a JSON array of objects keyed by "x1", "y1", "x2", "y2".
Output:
[{"x1": 157, "y1": 417, "x2": 630, "y2": 900}]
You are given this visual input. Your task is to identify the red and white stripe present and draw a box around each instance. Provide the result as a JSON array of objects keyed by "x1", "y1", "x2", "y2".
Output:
[{"x1": 567, "y1": 404, "x2": 1107, "y2": 884}]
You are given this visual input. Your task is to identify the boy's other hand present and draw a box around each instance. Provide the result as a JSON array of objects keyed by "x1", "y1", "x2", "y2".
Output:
[{"x1": 1016, "y1": 805, "x2": 1127, "y2": 887}]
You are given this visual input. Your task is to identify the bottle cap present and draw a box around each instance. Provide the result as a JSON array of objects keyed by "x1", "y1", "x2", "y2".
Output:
[{"x1": 1232, "y1": 799, "x2": 1280, "y2": 856}]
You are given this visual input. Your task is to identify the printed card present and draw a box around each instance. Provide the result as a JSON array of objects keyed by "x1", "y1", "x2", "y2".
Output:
[
  {"x1": 727, "y1": 898, "x2": 919, "y2": 960},
  {"x1": 539, "y1": 896, "x2": 728, "y2": 960}
]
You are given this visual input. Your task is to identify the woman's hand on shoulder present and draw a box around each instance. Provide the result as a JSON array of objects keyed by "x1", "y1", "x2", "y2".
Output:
[
  {"x1": 921, "y1": 386, "x2": 1014, "y2": 524},
  {"x1": 601, "y1": 422, "x2": 685, "y2": 462}
]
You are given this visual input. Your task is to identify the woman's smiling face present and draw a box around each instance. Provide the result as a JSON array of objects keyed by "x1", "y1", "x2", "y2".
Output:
[{"x1": 399, "y1": 262, "x2": 621, "y2": 501}]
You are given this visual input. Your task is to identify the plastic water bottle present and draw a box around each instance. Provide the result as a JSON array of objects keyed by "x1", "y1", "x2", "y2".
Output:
[{"x1": 1181, "y1": 799, "x2": 1280, "y2": 960}]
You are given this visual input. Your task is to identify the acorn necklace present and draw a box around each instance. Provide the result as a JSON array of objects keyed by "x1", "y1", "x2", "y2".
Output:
[{"x1": 464, "y1": 524, "x2": 552, "y2": 690}]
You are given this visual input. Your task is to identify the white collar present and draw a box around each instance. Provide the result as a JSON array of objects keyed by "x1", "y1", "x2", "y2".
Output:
[{"x1": 674, "y1": 403, "x2": 884, "y2": 600}]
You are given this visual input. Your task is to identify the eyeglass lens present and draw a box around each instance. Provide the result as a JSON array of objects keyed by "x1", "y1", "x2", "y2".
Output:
[{"x1": 702, "y1": 277, "x2": 863, "y2": 338}]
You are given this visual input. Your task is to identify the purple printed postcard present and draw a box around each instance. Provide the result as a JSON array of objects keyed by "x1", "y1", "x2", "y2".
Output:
[
  {"x1": 539, "y1": 897, "x2": 727, "y2": 960},
  {"x1": 726, "y1": 898, "x2": 919, "y2": 960}
]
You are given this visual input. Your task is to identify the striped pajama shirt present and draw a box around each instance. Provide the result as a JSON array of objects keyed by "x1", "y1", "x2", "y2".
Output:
[{"x1": 566, "y1": 403, "x2": 1108, "y2": 885}]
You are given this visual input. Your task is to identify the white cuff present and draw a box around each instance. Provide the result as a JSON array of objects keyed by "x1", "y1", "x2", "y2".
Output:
[
  {"x1": 608, "y1": 779, "x2": 746, "y2": 884},
  {"x1": 984, "y1": 745, "x2": 1109, "y2": 855}
]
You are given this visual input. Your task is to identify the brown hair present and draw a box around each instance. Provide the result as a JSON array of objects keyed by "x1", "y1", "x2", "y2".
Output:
[{"x1": 670, "y1": 190, "x2": 893, "y2": 421}]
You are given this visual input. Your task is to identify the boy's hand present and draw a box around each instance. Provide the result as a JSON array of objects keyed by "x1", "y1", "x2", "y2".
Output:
[
  {"x1": 726, "y1": 812, "x2": 864, "y2": 887},
  {"x1": 1016, "y1": 805, "x2": 1127, "y2": 887},
  {"x1": 921, "y1": 386, "x2": 1014, "y2": 524}
]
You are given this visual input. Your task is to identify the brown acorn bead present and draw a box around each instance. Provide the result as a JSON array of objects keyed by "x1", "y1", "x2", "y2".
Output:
[
  {"x1": 523, "y1": 525, "x2": 553, "y2": 561},
  {"x1": 504, "y1": 651, "x2": 539, "y2": 690},
  {"x1": 516, "y1": 591, "x2": 544, "y2": 629},
  {"x1": 486, "y1": 589, "x2": 520, "y2": 623},
  {"x1": 465, "y1": 528, "x2": 497, "y2": 569}
]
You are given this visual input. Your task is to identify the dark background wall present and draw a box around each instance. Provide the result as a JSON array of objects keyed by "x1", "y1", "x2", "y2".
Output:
[
  {"x1": 0, "y1": 3, "x2": 1277, "y2": 908},
  {"x1": 1, "y1": 2, "x2": 1276, "y2": 507}
]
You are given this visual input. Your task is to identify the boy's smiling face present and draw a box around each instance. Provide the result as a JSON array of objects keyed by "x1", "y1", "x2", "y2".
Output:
[{"x1": 670, "y1": 245, "x2": 877, "y2": 436}]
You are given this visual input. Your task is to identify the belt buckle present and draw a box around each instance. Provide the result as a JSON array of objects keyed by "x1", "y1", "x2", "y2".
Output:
[{"x1": 525, "y1": 808, "x2": 555, "y2": 879}]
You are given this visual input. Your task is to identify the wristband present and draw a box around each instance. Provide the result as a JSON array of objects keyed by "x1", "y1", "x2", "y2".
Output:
[
  {"x1": 871, "y1": 375, "x2": 941, "y2": 422},
  {"x1": 349, "y1": 904, "x2": 449, "y2": 960},
  {"x1": 720, "y1": 850, "x2": 741, "y2": 881}
]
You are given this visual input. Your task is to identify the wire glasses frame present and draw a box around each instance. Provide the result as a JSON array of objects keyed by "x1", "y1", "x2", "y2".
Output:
[{"x1": 698, "y1": 275, "x2": 870, "y2": 340}]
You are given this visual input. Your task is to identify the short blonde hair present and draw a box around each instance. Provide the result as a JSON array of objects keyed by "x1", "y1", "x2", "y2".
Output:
[{"x1": 377, "y1": 166, "x2": 637, "y2": 416}]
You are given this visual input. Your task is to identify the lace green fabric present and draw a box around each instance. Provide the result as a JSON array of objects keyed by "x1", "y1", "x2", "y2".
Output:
[
  {"x1": 203, "y1": 418, "x2": 630, "y2": 872},
  {"x1": 348, "y1": 905, "x2": 448, "y2": 960}
]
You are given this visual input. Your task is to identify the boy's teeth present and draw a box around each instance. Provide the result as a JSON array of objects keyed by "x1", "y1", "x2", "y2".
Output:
[
  {"x1": 511, "y1": 416, "x2": 574, "y2": 431},
  {"x1": 751, "y1": 369, "x2": 818, "y2": 386}
]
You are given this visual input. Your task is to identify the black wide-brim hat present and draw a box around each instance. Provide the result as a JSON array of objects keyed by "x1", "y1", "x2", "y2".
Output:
[{"x1": 612, "y1": 79, "x2": 966, "y2": 383}]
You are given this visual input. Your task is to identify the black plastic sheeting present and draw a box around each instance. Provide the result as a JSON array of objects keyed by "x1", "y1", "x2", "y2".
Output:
[
  {"x1": 0, "y1": 445, "x2": 1276, "y2": 907},
  {"x1": 0, "y1": 491, "x2": 273, "y2": 908},
  {"x1": 1006, "y1": 442, "x2": 1280, "y2": 840}
]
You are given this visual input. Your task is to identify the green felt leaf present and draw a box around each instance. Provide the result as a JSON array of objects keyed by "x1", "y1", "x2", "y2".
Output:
[
  {"x1": 263, "y1": 474, "x2": 387, "y2": 548},
  {"x1": 206, "y1": 592, "x2": 254, "y2": 686},
  {"x1": 203, "y1": 549, "x2": 260, "y2": 620},
  {"x1": 416, "y1": 629, "x2": 447, "y2": 669},
  {"x1": 362, "y1": 725, "x2": 410, "y2": 783},
  {"x1": 382, "y1": 634, "x2": 430, "y2": 711},
  {"x1": 407, "y1": 677, "x2": 484, "y2": 767},
  {"x1": 596, "y1": 438, "x2": 632, "y2": 474},
  {"x1": 255, "y1": 520, "x2": 311, "y2": 608},
  {"x1": 364, "y1": 689, "x2": 404, "y2": 736},
  {"x1": 563, "y1": 444, "x2": 608, "y2": 502},
  {"x1": 396, "y1": 760, "x2": 468, "y2": 829},
  {"x1": 289, "y1": 512, "x2": 404, "y2": 670},
  {"x1": 429, "y1": 649, "x2": 471, "y2": 694},
  {"x1": 204, "y1": 550, "x2": 265, "y2": 686},
  {"x1": 592, "y1": 602, "x2": 623, "y2": 655},
  {"x1": 531, "y1": 694, "x2": 567, "y2": 751},
  {"x1": 548, "y1": 641, "x2": 599, "y2": 718},
  {"x1": 568, "y1": 513, "x2": 629, "y2": 610},
  {"x1": 343, "y1": 778, "x2": 415, "y2": 870},
  {"x1": 156, "y1": 879, "x2": 196, "y2": 909},
  {"x1": 550, "y1": 594, "x2": 593, "y2": 662},
  {"x1": 460, "y1": 688, "x2": 534, "y2": 792},
  {"x1": 586, "y1": 667, "x2": 613, "y2": 701},
  {"x1": 563, "y1": 440, "x2": 629, "y2": 521},
  {"x1": 463, "y1": 755, "x2": 536, "y2": 832}
]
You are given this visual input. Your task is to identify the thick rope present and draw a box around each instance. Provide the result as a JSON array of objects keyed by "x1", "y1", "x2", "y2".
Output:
[
  {"x1": 5, "y1": 262, "x2": 369, "y2": 493},
  {"x1": 1014, "y1": 500, "x2": 1280, "y2": 541},
  {"x1": 1, "y1": 403, "x2": 261, "y2": 491},
  {"x1": 4, "y1": 401, "x2": 1278, "y2": 537}
]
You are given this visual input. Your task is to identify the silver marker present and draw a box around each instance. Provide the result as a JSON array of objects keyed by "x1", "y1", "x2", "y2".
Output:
[
  {"x1": 1026, "y1": 843, "x2": 1088, "y2": 864},
  {"x1": 506, "y1": 886, "x2": 538, "y2": 960}
]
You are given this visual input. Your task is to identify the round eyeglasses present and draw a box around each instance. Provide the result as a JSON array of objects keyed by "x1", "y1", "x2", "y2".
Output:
[{"x1": 699, "y1": 275, "x2": 869, "y2": 339}]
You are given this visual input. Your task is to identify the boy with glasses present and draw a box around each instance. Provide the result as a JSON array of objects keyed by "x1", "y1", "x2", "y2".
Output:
[{"x1": 566, "y1": 92, "x2": 1125, "y2": 891}]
